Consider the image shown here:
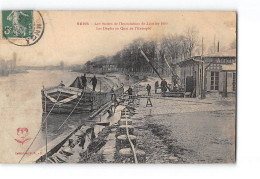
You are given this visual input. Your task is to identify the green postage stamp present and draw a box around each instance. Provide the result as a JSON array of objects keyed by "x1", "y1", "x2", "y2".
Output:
[{"x1": 2, "y1": 10, "x2": 33, "y2": 39}]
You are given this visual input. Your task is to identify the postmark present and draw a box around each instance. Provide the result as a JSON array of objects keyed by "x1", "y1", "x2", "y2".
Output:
[{"x1": 1, "y1": 10, "x2": 44, "y2": 46}]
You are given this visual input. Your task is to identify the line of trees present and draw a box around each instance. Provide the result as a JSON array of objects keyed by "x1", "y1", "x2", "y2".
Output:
[{"x1": 84, "y1": 27, "x2": 232, "y2": 74}]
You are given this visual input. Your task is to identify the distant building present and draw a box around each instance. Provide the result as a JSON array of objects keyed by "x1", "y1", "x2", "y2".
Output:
[
  {"x1": 0, "y1": 59, "x2": 8, "y2": 76},
  {"x1": 0, "y1": 53, "x2": 17, "y2": 76},
  {"x1": 174, "y1": 49, "x2": 236, "y2": 98},
  {"x1": 6, "y1": 59, "x2": 16, "y2": 72},
  {"x1": 85, "y1": 61, "x2": 118, "y2": 74},
  {"x1": 102, "y1": 63, "x2": 118, "y2": 73}
]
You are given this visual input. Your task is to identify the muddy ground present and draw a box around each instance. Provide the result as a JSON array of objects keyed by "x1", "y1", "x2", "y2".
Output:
[
  {"x1": 134, "y1": 108, "x2": 235, "y2": 163},
  {"x1": 81, "y1": 76, "x2": 236, "y2": 164},
  {"x1": 132, "y1": 77, "x2": 236, "y2": 164}
]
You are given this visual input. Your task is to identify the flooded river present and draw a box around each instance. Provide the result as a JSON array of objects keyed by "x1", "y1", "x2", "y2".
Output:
[{"x1": 0, "y1": 70, "x2": 134, "y2": 163}]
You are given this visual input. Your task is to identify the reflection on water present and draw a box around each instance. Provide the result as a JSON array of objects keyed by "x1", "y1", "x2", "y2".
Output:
[
  {"x1": 0, "y1": 70, "x2": 124, "y2": 153},
  {"x1": 41, "y1": 113, "x2": 91, "y2": 142}
]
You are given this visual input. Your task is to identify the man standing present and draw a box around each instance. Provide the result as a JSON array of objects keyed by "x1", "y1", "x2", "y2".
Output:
[
  {"x1": 81, "y1": 73, "x2": 87, "y2": 89},
  {"x1": 79, "y1": 135, "x2": 85, "y2": 150},
  {"x1": 146, "y1": 84, "x2": 151, "y2": 96},
  {"x1": 161, "y1": 79, "x2": 168, "y2": 94},
  {"x1": 90, "y1": 75, "x2": 97, "y2": 91},
  {"x1": 126, "y1": 86, "x2": 133, "y2": 98},
  {"x1": 110, "y1": 87, "x2": 119, "y2": 106},
  {"x1": 110, "y1": 87, "x2": 115, "y2": 100}
]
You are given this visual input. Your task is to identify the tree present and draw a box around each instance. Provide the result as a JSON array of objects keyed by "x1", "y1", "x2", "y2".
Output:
[
  {"x1": 84, "y1": 28, "x2": 201, "y2": 75},
  {"x1": 160, "y1": 34, "x2": 190, "y2": 63},
  {"x1": 184, "y1": 26, "x2": 198, "y2": 57}
]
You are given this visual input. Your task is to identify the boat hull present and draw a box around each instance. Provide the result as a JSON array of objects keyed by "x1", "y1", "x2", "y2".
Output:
[{"x1": 41, "y1": 86, "x2": 124, "y2": 114}]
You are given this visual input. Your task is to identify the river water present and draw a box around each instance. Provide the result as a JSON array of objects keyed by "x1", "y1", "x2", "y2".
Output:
[{"x1": 0, "y1": 70, "x2": 133, "y2": 163}]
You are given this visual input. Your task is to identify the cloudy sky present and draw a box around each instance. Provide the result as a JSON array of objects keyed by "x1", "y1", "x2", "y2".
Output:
[{"x1": 0, "y1": 11, "x2": 236, "y2": 66}]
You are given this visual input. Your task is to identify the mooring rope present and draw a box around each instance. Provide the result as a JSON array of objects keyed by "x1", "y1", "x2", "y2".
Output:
[
  {"x1": 18, "y1": 90, "x2": 62, "y2": 163},
  {"x1": 125, "y1": 109, "x2": 138, "y2": 164},
  {"x1": 57, "y1": 91, "x2": 85, "y2": 131}
]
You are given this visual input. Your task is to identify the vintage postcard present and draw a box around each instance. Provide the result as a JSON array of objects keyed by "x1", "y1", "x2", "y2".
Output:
[{"x1": 0, "y1": 11, "x2": 236, "y2": 164}]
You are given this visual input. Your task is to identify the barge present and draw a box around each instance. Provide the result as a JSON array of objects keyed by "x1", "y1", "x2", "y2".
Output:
[{"x1": 41, "y1": 76, "x2": 124, "y2": 114}]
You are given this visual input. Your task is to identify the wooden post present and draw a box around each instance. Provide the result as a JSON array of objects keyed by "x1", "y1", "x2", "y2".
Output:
[
  {"x1": 225, "y1": 71, "x2": 228, "y2": 97},
  {"x1": 45, "y1": 117, "x2": 48, "y2": 163},
  {"x1": 119, "y1": 119, "x2": 133, "y2": 125},
  {"x1": 146, "y1": 97, "x2": 153, "y2": 107},
  {"x1": 119, "y1": 125, "x2": 134, "y2": 135},
  {"x1": 201, "y1": 62, "x2": 205, "y2": 99},
  {"x1": 116, "y1": 135, "x2": 137, "y2": 149},
  {"x1": 197, "y1": 62, "x2": 200, "y2": 97},
  {"x1": 44, "y1": 96, "x2": 47, "y2": 114},
  {"x1": 184, "y1": 70, "x2": 186, "y2": 92},
  {"x1": 118, "y1": 148, "x2": 146, "y2": 163},
  {"x1": 100, "y1": 80, "x2": 101, "y2": 92},
  {"x1": 45, "y1": 96, "x2": 48, "y2": 163}
]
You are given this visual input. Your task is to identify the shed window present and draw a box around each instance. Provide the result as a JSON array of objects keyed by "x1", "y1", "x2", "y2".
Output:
[{"x1": 210, "y1": 72, "x2": 219, "y2": 90}]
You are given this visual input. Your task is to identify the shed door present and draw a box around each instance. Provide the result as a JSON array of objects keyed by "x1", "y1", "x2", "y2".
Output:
[{"x1": 186, "y1": 76, "x2": 194, "y2": 92}]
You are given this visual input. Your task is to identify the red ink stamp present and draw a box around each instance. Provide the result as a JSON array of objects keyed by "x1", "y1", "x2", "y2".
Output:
[{"x1": 14, "y1": 128, "x2": 31, "y2": 145}]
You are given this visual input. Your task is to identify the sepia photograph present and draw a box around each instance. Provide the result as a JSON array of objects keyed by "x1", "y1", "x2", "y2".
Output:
[{"x1": 0, "y1": 11, "x2": 237, "y2": 164}]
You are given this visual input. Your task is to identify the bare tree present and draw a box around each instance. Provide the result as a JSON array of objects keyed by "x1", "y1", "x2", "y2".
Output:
[
  {"x1": 160, "y1": 34, "x2": 188, "y2": 63},
  {"x1": 86, "y1": 28, "x2": 201, "y2": 75},
  {"x1": 184, "y1": 26, "x2": 199, "y2": 57}
]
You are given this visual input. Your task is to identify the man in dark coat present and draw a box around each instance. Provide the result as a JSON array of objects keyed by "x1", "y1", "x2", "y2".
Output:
[
  {"x1": 126, "y1": 86, "x2": 133, "y2": 98},
  {"x1": 90, "y1": 75, "x2": 97, "y2": 91},
  {"x1": 81, "y1": 74, "x2": 87, "y2": 89},
  {"x1": 79, "y1": 136, "x2": 85, "y2": 150},
  {"x1": 161, "y1": 79, "x2": 168, "y2": 93},
  {"x1": 146, "y1": 84, "x2": 151, "y2": 96}
]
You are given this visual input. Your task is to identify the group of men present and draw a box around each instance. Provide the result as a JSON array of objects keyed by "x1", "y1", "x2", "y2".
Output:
[
  {"x1": 126, "y1": 79, "x2": 168, "y2": 98},
  {"x1": 81, "y1": 74, "x2": 98, "y2": 91},
  {"x1": 147, "y1": 79, "x2": 168, "y2": 95},
  {"x1": 59, "y1": 74, "x2": 98, "y2": 91},
  {"x1": 62, "y1": 73, "x2": 168, "y2": 95}
]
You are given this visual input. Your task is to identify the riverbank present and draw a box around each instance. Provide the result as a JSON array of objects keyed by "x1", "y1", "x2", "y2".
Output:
[
  {"x1": 80, "y1": 76, "x2": 235, "y2": 163},
  {"x1": 131, "y1": 80, "x2": 236, "y2": 163},
  {"x1": 8, "y1": 70, "x2": 235, "y2": 163},
  {"x1": 0, "y1": 69, "x2": 28, "y2": 77}
]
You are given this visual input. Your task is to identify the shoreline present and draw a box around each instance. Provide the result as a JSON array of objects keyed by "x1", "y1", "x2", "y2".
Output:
[{"x1": 81, "y1": 75, "x2": 235, "y2": 164}]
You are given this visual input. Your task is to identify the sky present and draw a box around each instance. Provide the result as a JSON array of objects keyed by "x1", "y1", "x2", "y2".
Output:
[{"x1": 0, "y1": 11, "x2": 236, "y2": 66}]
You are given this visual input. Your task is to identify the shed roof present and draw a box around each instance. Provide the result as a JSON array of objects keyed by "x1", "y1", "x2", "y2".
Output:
[
  {"x1": 174, "y1": 49, "x2": 236, "y2": 67},
  {"x1": 174, "y1": 58, "x2": 198, "y2": 67}
]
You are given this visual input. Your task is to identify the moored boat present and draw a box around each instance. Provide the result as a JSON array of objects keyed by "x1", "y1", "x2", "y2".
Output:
[{"x1": 41, "y1": 76, "x2": 124, "y2": 114}]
